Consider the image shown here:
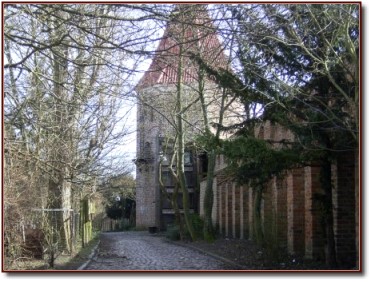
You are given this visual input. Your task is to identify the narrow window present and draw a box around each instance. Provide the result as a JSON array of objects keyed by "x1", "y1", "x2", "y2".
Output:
[
  {"x1": 150, "y1": 107, "x2": 154, "y2": 122},
  {"x1": 184, "y1": 151, "x2": 192, "y2": 165}
]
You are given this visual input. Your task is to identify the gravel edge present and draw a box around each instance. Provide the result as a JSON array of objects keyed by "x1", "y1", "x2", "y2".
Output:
[
  {"x1": 77, "y1": 240, "x2": 100, "y2": 270},
  {"x1": 166, "y1": 239, "x2": 248, "y2": 270}
]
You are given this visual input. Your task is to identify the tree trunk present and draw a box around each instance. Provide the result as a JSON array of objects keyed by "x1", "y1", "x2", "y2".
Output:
[
  {"x1": 176, "y1": 40, "x2": 196, "y2": 241},
  {"x1": 61, "y1": 168, "x2": 72, "y2": 253},
  {"x1": 159, "y1": 160, "x2": 184, "y2": 238},
  {"x1": 177, "y1": 153, "x2": 196, "y2": 241},
  {"x1": 253, "y1": 185, "x2": 264, "y2": 246},
  {"x1": 321, "y1": 156, "x2": 337, "y2": 267},
  {"x1": 47, "y1": 11, "x2": 73, "y2": 254},
  {"x1": 203, "y1": 151, "x2": 216, "y2": 241},
  {"x1": 172, "y1": 182, "x2": 185, "y2": 239},
  {"x1": 197, "y1": 66, "x2": 216, "y2": 241},
  {"x1": 80, "y1": 197, "x2": 92, "y2": 247},
  {"x1": 197, "y1": 68, "x2": 228, "y2": 241},
  {"x1": 176, "y1": 103, "x2": 196, "y2": 240}
]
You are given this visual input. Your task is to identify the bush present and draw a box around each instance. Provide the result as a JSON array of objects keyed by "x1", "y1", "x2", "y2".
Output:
[
  {"x1": 166, "y1": 215, "x2": 206, "y2": 241},
  {"x1": 166, "y1": 225, "x2": 181, "y2": 241},
  {"x1": 106, "y1": 207, "x2": 123, "y2": 220},
  {"x1": 189, "y1": 214, "x2": 204, "y2": 239}
]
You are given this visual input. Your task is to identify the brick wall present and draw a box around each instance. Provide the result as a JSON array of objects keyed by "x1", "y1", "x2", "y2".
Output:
[
  {"x1": 355, "y1": 150, "x2": 360, "y2": 269},
  {"x1": 262, "y1": 181, "x2": 273, "y2": 243},
  {"x1": 304, "y1": 165, "x2": 325, "y2": 260},
  {"x1": 332, "y1": 152, "x2": 356, "y2": 268},
  {"x1": 287, "y1": 168, "x2": 305, "y2": 256},
  {"x1": 204, "y1": 121, "x2": 358, "y2": 268},
  {"x1": 276, "y1": 176, "x2": 288, "y2": 249}
]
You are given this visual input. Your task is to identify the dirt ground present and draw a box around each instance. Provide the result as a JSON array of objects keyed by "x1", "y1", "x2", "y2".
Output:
[{"x1": 180, "y1": 236, "x2": 334, "y2": 270}]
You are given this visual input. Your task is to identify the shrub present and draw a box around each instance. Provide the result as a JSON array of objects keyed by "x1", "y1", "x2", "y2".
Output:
[
  {"x1": 190, "y1": 214, "x2": 204, "y2": 239},
  {"x1": 166, "y1": 225, "x2": 181, "y2": 241},
  {"x1": 166, "y1": 214, "x2": 206, "y2": 241}
]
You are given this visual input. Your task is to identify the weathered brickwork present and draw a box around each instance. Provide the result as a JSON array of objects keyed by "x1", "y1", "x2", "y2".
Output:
[
  {"x1": 332, "y1": 152, "x2": 356, "y2": 267},
  {"x1": 276, "y1": 177, "x2": 288, "y2": 250},
  {"x1": 199, "y1": 122, "x2": 358, "y2": 268},
  {"x1": 355, "y1": 150, "x2": 360, "y2": 269},
  {"x1": 287, "y1": 168, "x2": 305, "y2": 256},
  {"x1": 304, "y1": 165, "x2": 325, "y2": 260}
]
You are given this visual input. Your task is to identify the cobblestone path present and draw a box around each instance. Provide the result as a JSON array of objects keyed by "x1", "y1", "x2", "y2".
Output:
[{"x1": 85, "y1": 231, "x2": 233, "y2": 271}]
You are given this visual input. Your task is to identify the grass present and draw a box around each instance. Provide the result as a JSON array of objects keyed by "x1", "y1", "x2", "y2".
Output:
[{"x1": 54, "y1": 235, "x2": 100, "y2": 270}]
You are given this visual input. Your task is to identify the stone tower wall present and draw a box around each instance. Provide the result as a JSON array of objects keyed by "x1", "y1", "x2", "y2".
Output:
[{"x1": 136, "y1": 80, "x2": 244, "y2": 229}]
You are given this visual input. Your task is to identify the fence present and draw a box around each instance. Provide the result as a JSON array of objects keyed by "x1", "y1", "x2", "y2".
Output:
[{"x1": 101, "y1": 218, "x2": 132, "y2": 232}]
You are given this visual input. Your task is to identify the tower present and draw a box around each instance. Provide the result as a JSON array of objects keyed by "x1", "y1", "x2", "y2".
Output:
[{"x1": 135, "y1": 4, "x2": 237, "y2": 230}]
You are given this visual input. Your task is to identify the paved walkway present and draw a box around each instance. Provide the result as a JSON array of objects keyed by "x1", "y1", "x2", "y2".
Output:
[{"x1": 84, "y1": 231, "x2": 234, "y2": 271}]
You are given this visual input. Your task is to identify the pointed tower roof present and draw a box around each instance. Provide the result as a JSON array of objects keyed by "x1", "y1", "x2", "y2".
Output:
[{"x1": 136, "y1": 4, "x2": 228, "y2": 90}]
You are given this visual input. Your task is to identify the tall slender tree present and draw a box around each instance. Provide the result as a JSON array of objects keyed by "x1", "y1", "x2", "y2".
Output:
[{"x1": 3, "y1": 4, "x2": 143, "y2": 264}]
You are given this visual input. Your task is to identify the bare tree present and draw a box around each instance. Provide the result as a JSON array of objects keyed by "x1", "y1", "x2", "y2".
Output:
[{"x1": 3, "y1": 3, "x2": 144, "y2": 267}]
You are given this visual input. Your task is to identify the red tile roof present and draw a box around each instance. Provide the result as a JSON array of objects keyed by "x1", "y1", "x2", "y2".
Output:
[{"x1": 136, "y1": 5, "x2": 228, "y2": 90}]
